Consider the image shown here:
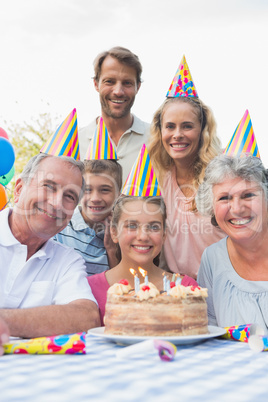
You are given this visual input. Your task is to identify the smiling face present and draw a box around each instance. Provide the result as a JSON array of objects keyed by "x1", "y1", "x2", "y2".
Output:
[
  {"x1": 111, "y1": 199, "x2": 166, "y2": 268},
  {"x1": 94, "y1": 55, "x2": 140, "y2": 119},
  {"x1": 81, "y1": 172, "x2": 117, "y2": 225},
  {"x1": 161, "y1": 100, "x2": 201, "y2": 166},
  {"x1": 13, "y1": 157, "x2": 82, "y2": 242},
  {"x1": 213, "y1": 177, "x2": 268, "y2": 244}
]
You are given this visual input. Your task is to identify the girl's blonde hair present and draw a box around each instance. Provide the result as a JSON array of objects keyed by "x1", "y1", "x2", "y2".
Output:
[{"x1": 148, "y1": 97, "x2": 222, "y2": 192}]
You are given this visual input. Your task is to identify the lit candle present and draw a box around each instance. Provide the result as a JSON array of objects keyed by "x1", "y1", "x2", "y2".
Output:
[
  {"x1": 171, "y1": 273, "x2": 176, "y2": 282},
  {"x1": 145, "y1": 272, "x2": 148, "y2": 286},
  {"x1": 129, "y1": 268, "x2": 140, "y2": 294},
  {"x1": 138, "y1": 267, "x2": 148, "y2": 285},
  {"x1": 166, "y1": 279, "x2": 171, "y2": 295},
  {"x1": 135, "y1": 275, "x2": 140, "y2": 293},
  {"x1": 162, "y1": 272, "x2": 167, "y2": 292}
]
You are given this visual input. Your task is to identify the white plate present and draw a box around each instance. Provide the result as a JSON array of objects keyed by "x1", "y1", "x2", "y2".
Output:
[{"x1": 88, "y1": 325, "x2": 226, "y2": 346}]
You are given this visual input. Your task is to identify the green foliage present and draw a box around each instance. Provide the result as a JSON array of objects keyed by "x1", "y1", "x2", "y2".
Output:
[
  {"x1": 6, "y1": 112, "x2": 58, "y2": 204},
  {"x1": 10, "y1": 112, "x2": 55, "y2": 173}
]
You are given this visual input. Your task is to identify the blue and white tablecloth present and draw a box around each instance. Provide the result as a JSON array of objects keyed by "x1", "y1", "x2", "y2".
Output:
[{"x1": 0, "y1": 334, "x2": 268, "y2": 401}]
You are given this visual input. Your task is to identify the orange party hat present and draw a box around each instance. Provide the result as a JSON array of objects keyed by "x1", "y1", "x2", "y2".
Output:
[
  {"x1": 40, "y1": 109, "x2": 80, "y2": 160},
  {"x1": 166, "y1": 55, "x2": 198, "y2": 98},
  {"x1": 224, "y1": 110, "x2": 260, "y2": 158},
  {"x1": 84, "y1": 117, "x2": 117, "y2": 160},
  {"x1": 122, "y1": 144, "x2": 161, "y2": 196}
]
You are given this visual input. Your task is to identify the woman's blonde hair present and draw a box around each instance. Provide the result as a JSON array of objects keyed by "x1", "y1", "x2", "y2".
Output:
[{"x1": 148, "y1": 97, "x2": 222, "y2": 192}]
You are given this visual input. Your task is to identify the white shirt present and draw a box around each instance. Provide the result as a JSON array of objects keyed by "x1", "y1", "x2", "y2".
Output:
[
  {"x1": 79, "y1": 114, "x2": 150, "y2": 184},
  {"x1": 0, "y1": 208, "x2": 97, "y2": 308}
]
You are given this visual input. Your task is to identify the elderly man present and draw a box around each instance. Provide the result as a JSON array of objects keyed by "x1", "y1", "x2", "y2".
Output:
[
  {"x1": 0, "y1": 317, "x2": 9, "y2": 355},
  {"x1": 0, "y1": 153, "x2": 100, "y2": 338},
  {"x1": 79, "y1": 46, "x2": 150, "y2": 183}
]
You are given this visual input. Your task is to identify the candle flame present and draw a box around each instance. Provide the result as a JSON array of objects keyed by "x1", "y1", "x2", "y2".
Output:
[
  {"x1": 162, "y1": 271, "x2": 167, "y2": 277},
  {"x1": 129, "y1": 268, "x2": 137, "y2": 276},
  {"x1": 138, "y1": 267, "x2": 147, "y2": 277}
]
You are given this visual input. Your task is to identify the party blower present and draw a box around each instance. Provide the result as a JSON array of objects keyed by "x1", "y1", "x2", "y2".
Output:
[
  {"x1": 222, "y1": 324, "x2": 265, "y2": 343},
  {"x1": 3, "y1": 333, "x2": 86, "y2": 355},
  {"x1": 116, "y1": 339, "x2": 177, "y2": 362}
]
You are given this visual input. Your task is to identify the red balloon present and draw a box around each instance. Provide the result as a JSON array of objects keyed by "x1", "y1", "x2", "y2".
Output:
[
  {"x1": 0, "y1": 184, "x2": 8, "y2": 210},
  {"x1": 0, "y1": 128, "x2": 9, "y2": 140}
]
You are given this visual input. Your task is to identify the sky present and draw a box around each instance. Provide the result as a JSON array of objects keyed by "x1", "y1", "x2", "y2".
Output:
[{"x1": 1, "y1": 0, "x2": 268, "y2": 165}]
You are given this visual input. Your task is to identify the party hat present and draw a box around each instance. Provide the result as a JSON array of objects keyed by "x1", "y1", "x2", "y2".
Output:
[
  {"x1": 166, "y1": 55, "x2": 198, "y2": 98},
  {"x1": 122, "y1": 144, "x2": 161, "y2": 196},
  {"x1": 40, "y1": 109, "x2": 80, "y2": 160},
  {"x1": 85, "y1": 117, "x2": 117, "y2": 160},
  {"x1": 224, "y1": 110, "x2": 260, "y2": 158}
]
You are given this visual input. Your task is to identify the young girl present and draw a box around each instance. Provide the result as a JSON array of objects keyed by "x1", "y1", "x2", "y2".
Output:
[{"x1": 87, "y1": 195, "x2": 197, "y2": 325}]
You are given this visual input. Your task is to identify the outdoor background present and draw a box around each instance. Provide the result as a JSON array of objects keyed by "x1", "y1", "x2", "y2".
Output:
[{"x1": 1, "y1": 0, "x2": 267, "y2": 174}]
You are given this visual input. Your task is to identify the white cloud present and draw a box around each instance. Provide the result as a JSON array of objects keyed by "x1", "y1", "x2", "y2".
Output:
[{"x1": 0, "y1": 0, "x2": 268, "y2": 165}]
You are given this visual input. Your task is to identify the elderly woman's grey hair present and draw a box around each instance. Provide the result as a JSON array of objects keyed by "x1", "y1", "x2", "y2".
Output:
[
  {"x1": 20, "y1": 153, "x2": 85, "y2": 201},
  {"x1": 195, "y1": 154, "x2": 268, "y2": 225}
]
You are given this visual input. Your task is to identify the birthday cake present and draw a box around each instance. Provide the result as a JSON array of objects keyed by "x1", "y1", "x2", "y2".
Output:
[{"x1": 104, "y1": 280, "x2": 208, "y2": 336}]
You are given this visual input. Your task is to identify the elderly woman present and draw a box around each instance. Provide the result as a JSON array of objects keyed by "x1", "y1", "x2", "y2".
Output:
[{"x1": 196, "y1": 153, "x2": 268, "y2": 329}]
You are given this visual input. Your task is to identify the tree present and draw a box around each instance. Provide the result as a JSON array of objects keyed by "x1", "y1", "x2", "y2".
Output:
[
  {"x1": 5, "y1": 112, "x2": 59, "y2": 204},
  {"x1": 10, "y1": 112, "x2": 57, "y2": 173}
]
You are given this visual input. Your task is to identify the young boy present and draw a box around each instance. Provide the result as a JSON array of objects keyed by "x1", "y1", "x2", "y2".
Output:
[{"x1": 54, "y1": 160, "x2": 122, "y2": 275}]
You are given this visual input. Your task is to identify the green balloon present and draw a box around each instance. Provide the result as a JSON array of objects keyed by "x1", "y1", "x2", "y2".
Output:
[{"x1": 0, "y1": 164, "x2": 15, "y2": 186}]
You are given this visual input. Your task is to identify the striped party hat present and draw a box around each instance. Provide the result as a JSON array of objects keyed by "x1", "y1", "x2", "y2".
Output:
[
  {"x1": 40, "y1": 109, "x2": 80, "y2": 160},
  {"x1": 224, "y1": 110, "x2": 260, "y2": 158},
  {"x1": 166, "y1": 55, "x2": 198, "y2": 98},
  {"x1": 85, "y1": 117, "x2": 117, "y2": 160},
  {"x1": 122, "y1": 144, "x2": 161, "y2": 196}
]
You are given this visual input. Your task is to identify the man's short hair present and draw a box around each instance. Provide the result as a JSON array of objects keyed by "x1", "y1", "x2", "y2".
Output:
[
  {"x1": 84, "y1": 159, "x2": 122, "y2": 194},
  {"x1": 93, "y1": 46, "x2": 142, "y2": 85},
  {"x1": 21, "y1": 154, "x2": 85, "y2": 201}
]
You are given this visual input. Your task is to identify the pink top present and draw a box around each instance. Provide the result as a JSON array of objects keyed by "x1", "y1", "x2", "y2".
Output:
[
  {"x1": 87, "y1": 272, "x2": 109, "y2": 326},
  {"x1": 162, "y1": 168, "x2": 225, "y2": 279},
  {"x1": 87, "y1": 271, "x2": 198, "y2": 326}
]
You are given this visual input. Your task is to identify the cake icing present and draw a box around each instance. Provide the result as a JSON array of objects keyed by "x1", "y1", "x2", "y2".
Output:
[{"x1": 104, "y1": 280, "x2": 208, "y2": 336}]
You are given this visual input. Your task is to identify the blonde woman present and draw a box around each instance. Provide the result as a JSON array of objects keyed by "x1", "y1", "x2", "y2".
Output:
[{"x1": 148, "y1": 96, "x2": 225, "y2": 279}]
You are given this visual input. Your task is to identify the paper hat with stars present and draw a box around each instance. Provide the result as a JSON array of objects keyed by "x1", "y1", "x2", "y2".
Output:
[
  {"x1": 84, "y1": 117, "x2": 117, "y2": 160},
  {"x1": 166, "y1": 55, "x2": 198, "y2": 98},
  {"x1": 224, "y1": 110, "x2": 260, "y2": 158},
  {"x1": 122, "y1": 144, "x2": 161, "y2": 196},
  {"x1": 40, "y1": 108, "x2": 80, "y2": 160}
]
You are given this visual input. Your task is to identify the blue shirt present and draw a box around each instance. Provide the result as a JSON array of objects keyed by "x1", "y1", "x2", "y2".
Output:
[
  {"x1": 54, "y1": 208, "x2": 110, "y2": 276},
  {"x1": 198, "y1": 237, "x2": 268, "y2": 330}
]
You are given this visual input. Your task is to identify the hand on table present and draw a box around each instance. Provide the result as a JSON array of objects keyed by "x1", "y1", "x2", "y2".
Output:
[{"x1": 0, "y1": 317, "x2": 9, "y2": 356}]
